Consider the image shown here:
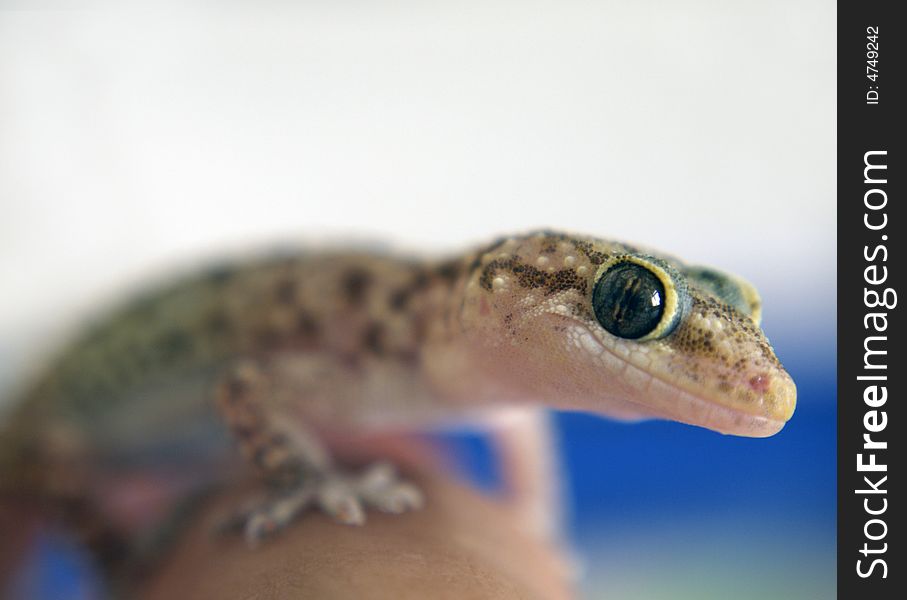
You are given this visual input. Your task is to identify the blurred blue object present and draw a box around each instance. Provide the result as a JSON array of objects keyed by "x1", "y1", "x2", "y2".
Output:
[{"x1": 6, "y1": 532, "x2": 105, "y2": 600}]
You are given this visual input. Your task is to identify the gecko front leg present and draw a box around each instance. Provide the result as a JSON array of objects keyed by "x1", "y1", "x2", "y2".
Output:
[{"x1": 214, "y1": 360, "x2": 423, "y2": 544}]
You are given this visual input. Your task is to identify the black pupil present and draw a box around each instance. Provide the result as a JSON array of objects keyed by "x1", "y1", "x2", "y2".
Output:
[{"x1": 592, "y1": 262, "x2": 665, "y2": 339}]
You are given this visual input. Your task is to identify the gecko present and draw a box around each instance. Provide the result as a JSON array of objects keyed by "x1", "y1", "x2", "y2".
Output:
[{"x1": 0, "y1": 231, "x2": 796, "y2": 587}]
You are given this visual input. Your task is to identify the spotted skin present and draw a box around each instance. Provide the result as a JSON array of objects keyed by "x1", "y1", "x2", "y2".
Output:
[
  {"x1": 0, "y1": 231, "x2": 795, "y2": 566},
  {"x1": 442, "y1": 233, "x2": 794, "y2": 435}
]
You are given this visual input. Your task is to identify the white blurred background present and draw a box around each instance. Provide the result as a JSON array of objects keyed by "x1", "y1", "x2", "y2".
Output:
[
  {"x1": 0, "y1": 1, "x2": 834, "y2": 389},
  {"x1": 1, "y1": 3, "x2": 835, "y2": 597}
]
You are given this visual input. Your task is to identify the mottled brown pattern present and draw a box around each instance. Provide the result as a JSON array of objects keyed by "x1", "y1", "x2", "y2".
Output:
[
  {"x1": 434, "y1": 261, "x2": 462, "y2": 285},
  {"x1": 342, "y1": 269, "x2": 371, "y2": 306},
  {"x1": 571, "y1": 240, "x2": 608, "y2": 265},
  {"x1": 0, "y1": 229, "x2": 795, "y2": 547},
  {"x1": 673, "y1": 297, "x2": 782, "y2": 369},
  {"x1": 295, "y1": 310, "x2": 320, "y2": 339},
  {"x1": 478, "y1": 258, "x2": 588, "y2": 296},
  {"x1": 362, "y1": 322, "x2": 385, "y2": 355},
  {"x1": 388, "y1": 288, "x2": 411, "y2": 312},
  {"x1": 466, "y1": 235, "x2": 510, "y2": 272}
]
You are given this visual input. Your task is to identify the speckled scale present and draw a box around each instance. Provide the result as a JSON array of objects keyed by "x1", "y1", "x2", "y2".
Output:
[{"x1": 1, "y1": 231, "x2": 797, "y2": 502}]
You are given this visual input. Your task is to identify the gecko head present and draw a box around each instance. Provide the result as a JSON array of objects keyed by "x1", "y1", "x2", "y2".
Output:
[{"x1": 462, "y1": 232, "x2": 796, "y2": 437}]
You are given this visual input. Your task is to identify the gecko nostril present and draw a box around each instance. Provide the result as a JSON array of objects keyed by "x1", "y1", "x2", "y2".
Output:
[{"x1": 748, "y1": 374, "x2": 770, "y2": 393}]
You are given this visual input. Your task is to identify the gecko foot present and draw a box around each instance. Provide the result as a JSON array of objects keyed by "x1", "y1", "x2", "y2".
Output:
[{"x1": 221, "y1": 462, "x2": 424, "y2": 545}]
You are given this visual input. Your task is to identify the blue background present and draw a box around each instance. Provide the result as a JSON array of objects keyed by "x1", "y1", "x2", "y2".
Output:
[{"x1": 556, "y1": 322, "x2": 836, "y2": 598}]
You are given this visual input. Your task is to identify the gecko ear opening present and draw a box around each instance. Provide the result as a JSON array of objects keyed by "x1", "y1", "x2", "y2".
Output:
[{"x1": 683, "y1": 266, "x2": 763, "y2": 325}]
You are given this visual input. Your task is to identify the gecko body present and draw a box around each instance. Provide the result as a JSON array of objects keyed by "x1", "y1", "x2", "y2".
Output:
[{"x1": 0, "y1": 231, "x2": 796, "y2": 579}]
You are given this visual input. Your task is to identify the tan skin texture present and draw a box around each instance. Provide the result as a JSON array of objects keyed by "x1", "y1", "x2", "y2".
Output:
[{"x1": 142, "y1": 473, "x2": 572, "y2": 600}]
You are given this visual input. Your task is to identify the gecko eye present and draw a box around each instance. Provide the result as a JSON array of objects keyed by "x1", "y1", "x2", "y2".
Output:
[
  {"x1": 592, "y1": 262, "x2": 664, "y2": 339},
  {"x1": 592, "y1": 261, "x2": 675, "y2": 340}
]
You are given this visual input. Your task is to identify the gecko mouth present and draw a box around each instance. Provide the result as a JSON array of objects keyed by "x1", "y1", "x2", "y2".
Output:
[
  {"x1": 621, "y1": 369, "x2": 791, "y2": 437},
  {"x1": 573, "y1": 325, "x2": 795, "y2": 438}
]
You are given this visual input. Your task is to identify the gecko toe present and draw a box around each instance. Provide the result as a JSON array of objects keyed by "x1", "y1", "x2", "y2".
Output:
[
  {"x1": 222, "y1": 462, "x2": 422, "y2": 544},
  {"x1": 318, "y1": 480, "x2": 367, "y2": 525},
  {"x1": 356, "y1": 462, "x2": 424, "y2": 514},
  {"x1": 368, "y1": 482, "x2": 425, "y2": 514}
]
